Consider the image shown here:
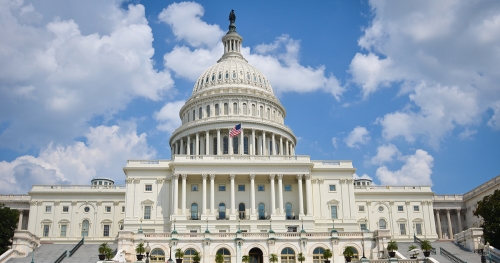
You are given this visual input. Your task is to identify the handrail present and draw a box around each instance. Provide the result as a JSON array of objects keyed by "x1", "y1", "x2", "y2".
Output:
[
  {"x1": 440, "y1": 247, "x2": 467, "y2": 263},
  {"x1": 69, "y1": 238, "x2": 84, "y2": 257},
  {"x1": 53, "y1": 251, "x2": 67, "y2": 263}
]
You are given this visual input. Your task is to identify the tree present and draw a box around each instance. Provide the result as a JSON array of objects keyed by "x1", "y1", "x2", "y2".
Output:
[
  {"x1": 474, "y1": 189, "x2": 500, "y2": 247},
  {"x1": 297, "y1": 252, "x2": 305, "y2": 263},
  {"x1": 0, "y1": 204, "x2": 19, "y2": 255}
]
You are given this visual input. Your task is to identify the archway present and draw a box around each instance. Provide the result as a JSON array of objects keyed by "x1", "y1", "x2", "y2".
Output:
[{"x1": 249, "y1": 247, "x2": 263, "y2": 263}]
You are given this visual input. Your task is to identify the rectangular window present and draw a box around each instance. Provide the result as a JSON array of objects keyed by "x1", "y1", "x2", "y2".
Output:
[
  {"x1": 60, "y1": 225, "x2": 67, "y2": 237},
  {"x1": 43, "y1": 225, "x2": 50, "y2": 237},
  {"x1": 219, "y1": 185, "x2": 226, "y2": 191},
  {"x1": 62, "y1": 206, "x2": 69, "y2": 212},
  {"x1": 400, "y1": 223, "x2": 406, "y2": 235},
  {"x1": 122, "y1": 206, "x2": 125, "y2": 213},
  {"x1": 329, "y1": 185, "x2": 336, "y2": 191},
  {"x1": 219, "y1": 230, "x2": 227, "y2": 233},
  {"x1": 331, "y1": 206, "x2": 338, "y2": 219},
  {"x1": 257, "y1": 185, "x2": 265, "y2": 191},
  {"x1": 103, "y1": 225, "x2": 110, "y2": 237},
  {"x1": 45, "y1": 206, "x2": 51, "y2": 212},
  {"x1": 414, "y1": 205, "x2": 420, "y2": 211},
  {"x1": 105, "y1": 206, "x2": 111, "y2": 213},
  {"x1": 145, "y1": 184, "x2": 152, "y2": 191},
  {"x1": 397, "y1": 206, "x2": 404, "y2": 212},
  {"x1": 144, "y1": 206, "x2": 151, "y2": 219},
  {"x1": 287, "y1": 226, "x2": 298, "y2": 232},
  {"x1": 238, "y1": 185, "x2": 245, "y2": 191},
  {"x1": 191, "y1": 184, "x2": 198, "y2": 191},
  {"x1": 360, "y1": 224, "x2": 367, "y2": 231},
  {"x1": 284, "y1": 185, "x2": 292, "y2": 191},
  {"x1": 416, "y1": 223, "x2": 422, "y2": 235},
  {"x1": 359, "y1": 206, "x2": 365, "y2": 212}
]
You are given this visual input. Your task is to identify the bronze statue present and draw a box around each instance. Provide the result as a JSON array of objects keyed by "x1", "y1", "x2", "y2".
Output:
[{"x1": 229, "y1": 9, "x2": 236, "y2": 24}]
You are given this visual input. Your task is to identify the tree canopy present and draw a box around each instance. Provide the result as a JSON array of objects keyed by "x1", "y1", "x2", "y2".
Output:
[
  {"x1": 474, "y1": 189, "x2": 500, "y2": 247},
  {"x1": 0, "y1": 203, "x2": 20, "y2": 254}
]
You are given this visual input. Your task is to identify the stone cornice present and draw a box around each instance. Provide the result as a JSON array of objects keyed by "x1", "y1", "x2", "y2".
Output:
[{"x1": 354, "y1": 191, "x2": 434, "y2": 196}]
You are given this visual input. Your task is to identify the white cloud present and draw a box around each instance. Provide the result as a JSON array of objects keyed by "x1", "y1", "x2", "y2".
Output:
[
  {"x1": 331, "y1": 137, "x2": 338, "y2": 149},
  {"x1": 370, "y1": 143, "x2": 400, "y2": 165},
  {"x1": 154, "y1": 100, "x2": 185, "y2": 133},
  {"x1": 349, "y1": 0, "x2": 500, "y2": 145},
  {"x1": 458, "y1": 128, "x2": 477, "y2": 140},
  {"x1": 0, "y1": 0, "x2": 174, "y2": 150},
  {"x1": 159, "y1": 3, "x2": 343, "y2": 99},
  {"x1": 376, "y1": 149, "x2": 433, "y2": 186},
  {"x1": 0, "y1": 124, "x2": 156, "y2": 194},
  {"x1": 344, "y1": 126, "x2": 370, "y2": 148},
  {"x1": 487, "y1": 101, "x2": 500, "y2": 130}
]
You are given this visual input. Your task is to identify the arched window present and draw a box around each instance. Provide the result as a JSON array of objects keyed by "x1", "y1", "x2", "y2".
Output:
[
  {"x1": 206, "y1": 105, "x2": 211, "y2": 117},
  {"x1": 216, "y1": 248, "x2": 231, "y2": 263},
  {"x1": 150, "y1": 249, "x2": 165, "y2": 262},
  {"x1": 252, "y1": 104, "x2": 256, "y2": 116},
  {"x1": 266, "y1": 108, "x2": 270, "y2": 119},
  {"x1": 285, "y1": 203, "x2": 293, "y2": 219},
  {"x1": 313, "y1": 247, "x2": 325, "y2": 263},
  {"x1": 187, "y1": 112, "x2": 190, "y2": 122},
  {"x1": 184, "y1": 248, "x2": 197, "y2": 263},
  {"x1": 223, "y1": 137, "x2": 228, "y2": 154},
  {"x1": 211, "y1": 75, "x2": 215, "y2": 81},
  {"x1": 191, "y1": 203, "x2": 198, "y2": 220},
  {"x1": 243, "y1": 103, "x2": 247, "y2": 115},
  {"x1": 215, "y1": 104, "x2": 219, "y2": 116},
  {"x1": 269, "y1": 141, "x2": 273, "y2": 155},
  {"x1": 193, "y1": 110, "x2": 196, "y2": 120},
  {"x1": 81, "y1": 219, "x2": 89, "y2": 237},
  {"x1": 260, "y1": 106, "x2": 263, "y2": 118},
  {"x1": 244, "y1": 137, "x2": 248, "y2": 154},
  {"x1": 199, "y1": 107, "x2": 202, "y2": 119},
  {"x1": 233, "y1": 136, "x2": 239, "y2": 154},
  {"x1": 224, "y1": 103, "x2": 228, "y2": 115},
  {"x1": 345, "y1": 247, "x2": 359, "y2": 260},
  {"x1": 213, "y1": 137, "x2": 218, "y2": 155},
  {"x1": 379, "y1": 219, "x2": 387, "y2": 229},
  {"x1": 239, "y1": 203, "x2": 246, "y2": 219},
  {"x1": 219, "y1": 203, "x2": 226, "y2": 219},
  {"x1": 233, "y1": 103, "x2": 238, "y2": 115},
  {"x1": 218, "y1": 73, "x2": 222, "y2": 80},
  {"x1": 190, "y1": 142, "x2": 193, "y2": 155},
  {"x1": 281, "y1": 247, "x2": 295, "y2": 263},
  {"x1": 258, "y1": 203, "x2": 266, "y2": 220}
]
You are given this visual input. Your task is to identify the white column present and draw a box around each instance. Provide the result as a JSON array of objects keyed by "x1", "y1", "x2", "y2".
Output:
[
  {"x1": 279, "y1": 136, "x2": 283, "y2": 156},
  {"x1": 210, "y1": 174, "x2": 215, "y2": 215},
  {"x1": 262, "y1": 132, "x2": 267, "y2": 155},
  {"x1": 277, "y1": 174, "x2": 284, "y2": 215},
  {"x1": 173, "y1": 174, "x2": 179, "y2": 215},
  {"x1": 457, "y1": 209, "x2": 463, "y2": 233},
  {"x1": 217, "y1": 129, "x2": 221, "y2": 155},
  {"x1": 181, "y1": 174, "x2": 187, "y2": 215},
  {"x1": 240, "y1": 128, "x2": 244, "y2": 154},
  {"x1": 271, "y1": 134, "x2": 276, "y2": 155},
  {"x1": 230, "y1": 174, "x2": 236, "y2": 216},
  {"x1": 258, "y1": 134, "x2": 262, "y2": 155},
  {"x1": 229, "y1": 128, "x2": 233, "y2": 155},
  {"x1": 180, "y1": 139, "x2": 184, "y2": 154},
  {"x1": 435, "y1": 209, "x2": 442, "y2": 239},
  {"x1": 250, "y1": 174, "x2": 256, "y2": 215},
  {"x1": 187, "y1": 136, "x2": 191, "y2": 155},
  {"x1": 446, "y1": 209, "x2": 453, "y2": 239},
  {"x1": 291, "y1": 144, "x2": 295, "y2": 155},
  {"x1": 297, "y1": 174, "x2": 304, "y2": 216},
  {"x1": 17, "y1": 210, "x2": 23, "y2": 230},
  {"x1": 251, "y1": 129, "x2": 256, "y2": 155},
  {"x1": 195, "y1": 132, "x2": 199, "y2": 155},
  {"x1": 286, "y1": 140, "x2": 289, "y2": 156},
  {"x1": 270, "y1": 174, "x2": 276, "y2": 215},
  {"x1": 205, "y1": 130, "x2": 209, "y2": 155},
  {"x1": 202, "y1": 174, "x2": 207, "y2": 216},
  {"x1": 305, "y1": 174, "x2": 313, "y2": 216}
]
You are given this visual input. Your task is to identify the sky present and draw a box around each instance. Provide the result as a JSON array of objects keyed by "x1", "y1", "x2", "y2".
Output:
[{"x1": 0, "y1": 0, "x2": 499, "y2": 195}]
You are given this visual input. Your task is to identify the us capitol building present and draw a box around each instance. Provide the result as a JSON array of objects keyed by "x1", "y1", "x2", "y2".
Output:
[{"x1": 2, "y1": 11, "x2": 499, "y2": 263}]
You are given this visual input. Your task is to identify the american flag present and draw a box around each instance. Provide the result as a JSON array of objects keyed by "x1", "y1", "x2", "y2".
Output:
[{"x1": 229, "y1": 124, "x2": 242, "y2": 137}]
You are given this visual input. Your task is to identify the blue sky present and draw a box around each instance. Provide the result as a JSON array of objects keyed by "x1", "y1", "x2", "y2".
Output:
[{"x1": 0, "y1": 0, "x2": 499, "y2": 194}]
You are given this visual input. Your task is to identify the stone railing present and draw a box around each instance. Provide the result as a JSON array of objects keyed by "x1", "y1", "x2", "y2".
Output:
[
  {"x1": 433, "y1": 194, "x2": 464, "y2": 201},
  {"x1": 355, "y1": 186, "x2": 432, "y2": 191},
  {"x1": 454, "y1": 228, "x2": 483, "y2": 251},
  {"x1": 10, "y1": 230, "x2": 40, "y2": 256},
  {"x1": 463, "y1": 175, "x2": 500, "y2": 201},
  {"x1": 31, "y1": 185, "x2": 126, "y2": 190},
  {"x1": 172, "y1": 155, "x2": 311, "y2": 162},
  {"x1": 0, "y1": 249, "x2": 26, "y2": 263}
]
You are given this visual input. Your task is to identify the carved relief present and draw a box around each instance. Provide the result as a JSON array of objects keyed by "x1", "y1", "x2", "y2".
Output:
[
  {"x1": 202, "y1": 174, "x2": 208, "y2": 180},
  {"x1": 156, "y1": 178, "x2": 165, "y2": 184},
  {"x1": 210, "y1": 174, "x2": 216, "y2": 180},
  {"x1": 249, "y1": 174, "x2": 255, "y2": 180},
  {"x1": 125, "y1": 178, "x2": 134, "y2": 184},
  {"x1": 230, "y1": 174, "x2": 236, "y2": 180},
  {"x1": 304, "y1": 174, "x2": 311, "y2": 180},
  {"x1": 54, "y1": 201, "x2": 60, "y2": 206},
  {"x1": 269, "y1": 174, "x2": 275, "y2": 180},
  {"x1": 181, "y1": 174, "x2": 188, "y2": 180},
  {"x1": 173, "y1": 174, "x2": 180, "y2": 180},
  {"x1": 277, "y1": 174, "x2": 283, "y2": 180},
  {"x1": 296, "y1": 174, "x2": 303, "y2": 180},
  {"x1": 133, "y1": 179, "x2": 141, "y2": 184}
]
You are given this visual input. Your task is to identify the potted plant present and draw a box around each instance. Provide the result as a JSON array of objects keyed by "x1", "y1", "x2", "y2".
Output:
[
  {"x1": 98, "y1": 242, "x2": 109, "y2": 260},
  {"x1": 323, "y1": 249, "x2": 333, "y2": 263},
  {"x1": 136, "y1": 242, "x2": 145, "y2": 261},
  {"x1": 269, "y1": 254, "x2": 278, "y2": 263},
  {"x1": 420, "y1": 240, "x2": 433, "y2": 257},
  {"x1": 408, "y1": 245, "x2": 419, "y2": 259},
  {"x1": 297, "y1": 252, "x2": 305, "y2": 263},
  {"x1": 193, "y1": 251, "x2": 201, "y2": 263},
  {"x1": 105, "y1": 247, "x2": 114, "y2": 261},
  {"x1": 343, "y1": 246, "x2": 355, "y2": 263},
  {"x1": 387, "y1": 240, "x2": 398, "y2": 258},
  {"x1": 215, "y1": 253, "x2": 224, "y2": 263},
  {"x1": 242, "y1": 255, "x2": 250, "y2": 263},
  {"x1": 175, "y1": 248, "x2": 185, "y2": 263}
]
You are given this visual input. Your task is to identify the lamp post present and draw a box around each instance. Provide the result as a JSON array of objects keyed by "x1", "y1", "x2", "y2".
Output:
[
  {"x1": 145, "y1": 242, "x2": 151, "y2": 263},
  {"x1": 479, "y1": 242, "x2": 486, "y2": 263},
  {"x1": 139, "y1": 217, "x2": 143, "y2": 233},
  {"x1": 168, "y1": 242, "x2": 174, "y2": 263},
  {"x1": 361, "y1": 219, "x2": 367, "y2": 259}
]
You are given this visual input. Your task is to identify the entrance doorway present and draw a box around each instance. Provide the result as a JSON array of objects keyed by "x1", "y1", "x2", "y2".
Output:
[{"x1": 249, "y1": 248, "x2": 263, "y2": 263}]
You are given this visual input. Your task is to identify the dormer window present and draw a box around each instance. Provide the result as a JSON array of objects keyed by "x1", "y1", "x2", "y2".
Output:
[
  {"x1": 225, "y1": 72, "x2": 229, "y2": 79},
  {"x1": 218, "y1": 73, "x2": 222, "y2": 80},
  {"x1": 212, "y1": 75, "x2": 215, "y2": 81},
  {"x1": 232, "y1": 72, "x2": 236, "y2": 79}
]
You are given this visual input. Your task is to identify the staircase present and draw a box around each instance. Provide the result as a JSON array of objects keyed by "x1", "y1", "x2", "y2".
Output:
[
  {"x1": 62, "y1": 244, "x2": 116, "y2": 263},
  {"x1": 6, "y1": 244, "x2": 74, "y2": 263}
]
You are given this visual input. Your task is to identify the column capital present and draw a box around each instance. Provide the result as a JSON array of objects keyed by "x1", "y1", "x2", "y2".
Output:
[
  {"x1": 202, "y1": 174, "x2": 208, "y2": 180},
  {"x1": 210, "y1": 174, "x2": 216, "y2": 180},
  {"x1": 181, "y1": 174, "x2": 188, "y2": 179},
  {"x1": 304, "y1": 174, "x2": 311, "y2": 180},
  {"x1": 269, "y1": 174, "x2": 276, "y2": 180},
  {"x1": 277, "y1": 174, "x2": 283, "y2": 180},
  {"x1": 173, "y1": 174, "x2": 180, "y2": 179},
  {"x1": 249, "y1": 174, "x2": 256, "y2": 180},
  {"x1": 230, "y1": 174, "x2": 236, "y2": 180},
  {"x1": 296, "y1": 174, "x2": 303, "y2": 180}
]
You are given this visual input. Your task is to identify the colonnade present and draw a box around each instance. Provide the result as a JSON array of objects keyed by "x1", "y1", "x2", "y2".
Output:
[
  {"x1": 434, "y1": 208, "x2": 463, "y2": 239},
  {"x1": 171, "y1": 129, "x2": 295, "y2": 156},
  {"x1": 17, "y1": 209, "x2": 28, "y2": 230},
  {"x1": 170, "y1": 174, "x2": 312, "y2": 220}
]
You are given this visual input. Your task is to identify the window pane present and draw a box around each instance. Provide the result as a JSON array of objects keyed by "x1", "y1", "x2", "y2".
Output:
[
  {"x1": 416, "y1": 223, "x2": 422, "y2": 235},
  {"x1": 43, "y1": 225, "x2": 50, "y2": 237},
  {"x1": 60, "y1": 225, "x2": 66, "y2": 237},
  {"x1": 331, "y1": 206, "x2": 337, "y2": 219},
  {"x1": 144, "y1": 206, "x2": 151, "y2": 219},
  {"x1": 103, "y1": 225, "x2": 110, "y2": 236},
  {"x1": 400, "y1": 223, "x2": 406, "y2": 235}
]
